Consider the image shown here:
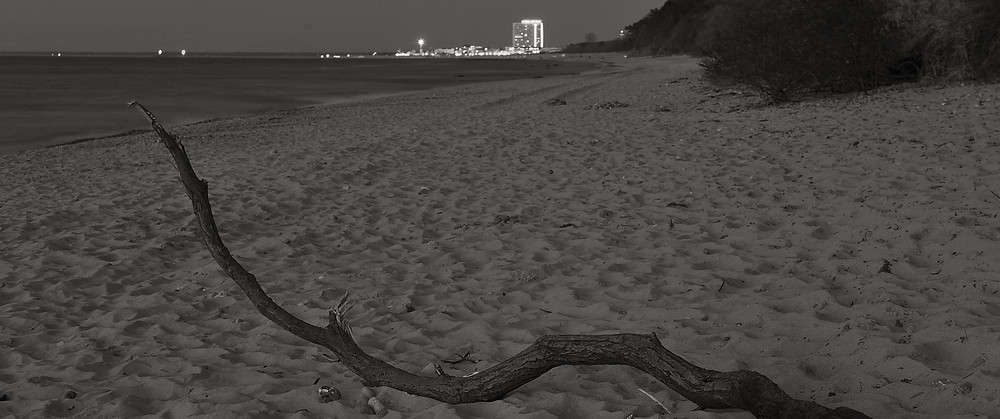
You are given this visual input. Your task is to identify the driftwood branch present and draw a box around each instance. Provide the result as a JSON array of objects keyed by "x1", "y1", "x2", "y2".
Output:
[{"x1": 129, "y1": 101, "x2": 870, "y2": 419}]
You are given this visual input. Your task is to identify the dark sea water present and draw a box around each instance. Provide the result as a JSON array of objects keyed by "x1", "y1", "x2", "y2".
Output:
[{"x1": 0, "y1": 54, "x2": 594, "y2": 152}]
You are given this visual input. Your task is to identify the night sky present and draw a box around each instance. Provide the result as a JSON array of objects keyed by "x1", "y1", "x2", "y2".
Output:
[{"x1": 1, "y1": 1, "x2": 664, "y2": 53}]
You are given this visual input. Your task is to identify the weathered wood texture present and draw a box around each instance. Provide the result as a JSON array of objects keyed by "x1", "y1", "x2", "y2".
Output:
[{"x1": 130, "y1": 102, "x2": 870, "y2": 419}]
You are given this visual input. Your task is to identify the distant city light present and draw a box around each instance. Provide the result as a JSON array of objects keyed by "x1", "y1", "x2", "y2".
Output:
[
  {"x1": 181, "y1": 49, "x2": 186, "y2": 56},
  {"x1": 158, "y1": 49, "x2": 163, "y2": 55},
  {"x1": 395, "y1": 20, "x2": 550, "y2": 58},
  {"x1": 512, "y1": 19, "x2": 544, "y2": 50}
]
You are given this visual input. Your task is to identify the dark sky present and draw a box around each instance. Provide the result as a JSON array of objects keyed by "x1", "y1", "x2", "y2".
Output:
[{"x1": 1, "y1": 1, "x2": 664, "y2": 53}]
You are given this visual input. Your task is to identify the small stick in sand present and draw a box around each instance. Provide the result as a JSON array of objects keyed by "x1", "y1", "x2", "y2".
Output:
[
  {"x1": 638, "y1": 388, "x2": 672, "y2": 414},
  {"x1": 442, "y1": 350, "x2": 478, "y2": 365}
]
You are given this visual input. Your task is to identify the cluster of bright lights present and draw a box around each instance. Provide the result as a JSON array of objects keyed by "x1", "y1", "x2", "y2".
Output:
[
  {"x1": 318, "y1": 52, "x2": 379, "y2": 58},
  {"x1": 512, "y1": 19, "x2": 544, "y2": 50},
  {"x1": 391, "y1": 38, "x2": 430, "y2": 56},
  {"x1": 396, "y1": 19, "x2": 548, "y2": 57}
]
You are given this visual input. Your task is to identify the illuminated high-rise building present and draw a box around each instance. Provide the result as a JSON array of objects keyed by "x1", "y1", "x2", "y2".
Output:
[{"x1": 512, "y1": 19, "x2": 544, "y2": 50}]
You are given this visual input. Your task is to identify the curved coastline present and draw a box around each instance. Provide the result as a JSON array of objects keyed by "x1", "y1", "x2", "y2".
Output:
[{"x1": 3, "y1": 55, "x2": 606, "y2": 154}]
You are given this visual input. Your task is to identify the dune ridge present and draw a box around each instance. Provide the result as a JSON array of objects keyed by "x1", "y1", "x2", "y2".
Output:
[{"x1": 1, "y1": 55, "x2": 999, "y2": 418}]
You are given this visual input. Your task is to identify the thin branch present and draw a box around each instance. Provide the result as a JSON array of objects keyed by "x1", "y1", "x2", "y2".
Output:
[
  {"x1": 129, "y1": 101, "x2": 871, "y2": 419},
  {"x1": 638, "y1": 387, "x2": 672, "y2": 414}
]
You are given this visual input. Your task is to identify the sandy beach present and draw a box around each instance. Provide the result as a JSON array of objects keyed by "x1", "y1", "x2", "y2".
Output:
[{"x1": 1, "y1": 55, "x2": 999, "y2": 418}]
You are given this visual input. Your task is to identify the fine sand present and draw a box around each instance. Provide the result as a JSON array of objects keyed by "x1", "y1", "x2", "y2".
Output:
[{"x1": 1, "y1": 55, "x2": 999, "y2": 418}]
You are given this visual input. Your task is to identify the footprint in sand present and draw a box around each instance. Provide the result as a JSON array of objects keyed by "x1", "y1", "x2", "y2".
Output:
[{"x1": 806, "y1": 220, "x2": 835, "y2": 240}]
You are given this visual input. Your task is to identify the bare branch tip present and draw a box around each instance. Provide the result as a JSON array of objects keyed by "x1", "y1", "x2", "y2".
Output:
[
  {"x1": 327, "y1": 293, "x2": 357, "y2": 339},
  {"x1": 127, "y1": 100, "x2": 157, "y2": 124},
  {"x1": 336, "y1": 293, "x2": 355, "y2": 317}
]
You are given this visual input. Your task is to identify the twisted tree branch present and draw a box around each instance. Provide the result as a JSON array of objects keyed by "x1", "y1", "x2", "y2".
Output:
[{"x1": 129, "y1": 101, "x2": 870, "y2": 419}]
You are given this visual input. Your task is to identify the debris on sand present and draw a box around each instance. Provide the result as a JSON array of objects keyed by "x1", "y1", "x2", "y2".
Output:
[{"x1": 587, "y1": 100, "x2": 629, "y2": 110}]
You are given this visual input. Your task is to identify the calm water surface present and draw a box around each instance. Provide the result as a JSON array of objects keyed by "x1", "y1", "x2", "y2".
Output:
[{"x1": 0, "y1": 54, "x2": 594, "y2": 152}]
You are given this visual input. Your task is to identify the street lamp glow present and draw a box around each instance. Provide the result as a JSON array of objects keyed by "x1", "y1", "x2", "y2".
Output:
[{"x1": 418, "y1": 38, "x2": 424, "y2": 54}]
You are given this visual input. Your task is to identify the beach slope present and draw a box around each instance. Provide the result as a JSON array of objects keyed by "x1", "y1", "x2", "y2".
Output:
[{"x1": 1, "y1": 55, "x2": 999, "y2": 418}]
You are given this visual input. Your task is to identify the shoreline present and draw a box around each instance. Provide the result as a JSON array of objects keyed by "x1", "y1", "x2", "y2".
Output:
[
  {"x1": 45, "y1": 90, "x2": 424, "y2": 151},
  {"x1": 41, "y1": 51, "x2": 627, "y2": 152},
  {"x1": 46, "y1": 54, "x2": 623, "y2": 152},
  {"x1": 2, "y1": 55, "x2": 998, "y2": 418},
  {"x1": 2, "y1": 55, "x2": 609, "y2": 154}
]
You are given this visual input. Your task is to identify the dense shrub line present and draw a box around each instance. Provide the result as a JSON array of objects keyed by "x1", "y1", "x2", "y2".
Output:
[
  {"x1": 615, "y1": 0, "x2": 1000, "y2": 101},
  {"x1": 700, "y1": 0, "x2": 905, "y2": 102},
  {"x1": 623, "y1": 0, "x2": 733, "y2": 56},
  {"x1": 562, "y1": 39, "x2": 630, "y2": 54},
  {"x1": 910, "y1": 0, "x2": 1000, "y2": 82}
]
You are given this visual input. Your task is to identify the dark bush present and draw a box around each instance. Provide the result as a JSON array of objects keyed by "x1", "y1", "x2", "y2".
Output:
[
  {"x1": 562, "y1": 39, "x2": 630, "y2": 54},
  {"x1": 913, "y1": 2, "x2": 971, "y2": 80},
  {"x1": 901, "y1": 0, "x2": 998, "y2": 82},
  {"x1": 962, "y1": 0, "x2": 1000, "y2": 80},
  {"x1": 624, "y1": 0, "x2": 734, "y2": 56},
  {"x1": 700, "y1": 0, "x2": 906, "y2": 102}
]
